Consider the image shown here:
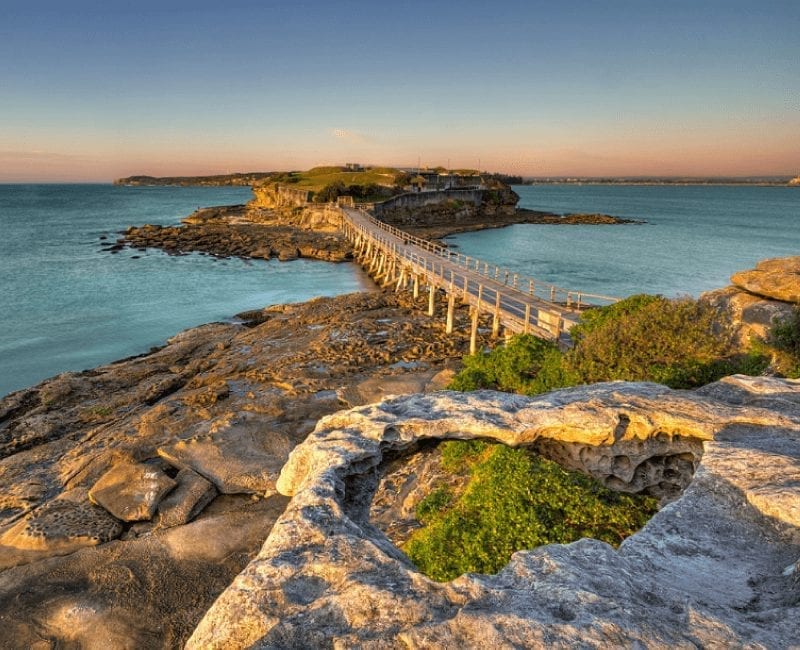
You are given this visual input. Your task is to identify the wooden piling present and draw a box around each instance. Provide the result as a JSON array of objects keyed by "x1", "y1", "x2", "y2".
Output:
[
  {"x1": 445, "y1": 292, "x2": 455, "y2": 334},
  {"x1": 469, "y1": 306, "x2": 479, "y2": 355},
  {"x1": 492, "y1": 291, "x2": 501, "y2": 338}
]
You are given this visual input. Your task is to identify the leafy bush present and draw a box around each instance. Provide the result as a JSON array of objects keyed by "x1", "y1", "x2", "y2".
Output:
[
  {"x1": 566, "y1": 295, "x2": 765, "y2": 388},
  {"x1": 449, "y1": 335, "x2": 571, "y2": 394},
  {"x1": 450, "y1": 294, "x2": 769, "y2": 394},
  {"x1": 404, "y1": 443, "x2": 659, "y2": 581},
  {"x1": 770, "y1": 307, "x2": 800, "y2": 377}
]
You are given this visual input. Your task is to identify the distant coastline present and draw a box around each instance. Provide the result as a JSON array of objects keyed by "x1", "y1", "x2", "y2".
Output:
[
  {"x1": 114, "y1": 173, "x2": 275, "y2": 187},
  {"x1": 114, "y1": 173, "x2": 800, "y2": 188},
  {"x1": 523, "y1": 176, "x2": 798, "y2": 186}
]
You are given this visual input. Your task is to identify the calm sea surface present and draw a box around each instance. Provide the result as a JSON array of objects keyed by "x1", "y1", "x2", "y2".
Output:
[
  {"x1": 0, "y1": 184, "x2": 371, "y2": 397},
  {"x1": 451, "y1": 184, "x2": 799, "y2": 300}
]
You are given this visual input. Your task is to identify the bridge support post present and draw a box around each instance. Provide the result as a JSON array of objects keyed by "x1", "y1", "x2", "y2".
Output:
[
  {"x1": 445, "y1": 293, "x2": 455, "y2": 334},
  {"x1": 469, "y1": 306, "x2": 479, "y2": 355},
  {"x1": 428, "y1": 284, "x2": 435, "y2": 316},
  {"x1": 413, "y1": 275, "x2": 419, "y2": 300},
  {"x1": 492, "y1": 292, "x2": 501, "y2": 338},
  {"x1": 524, "y1": 304, "x2": 531, "y2": 335}
]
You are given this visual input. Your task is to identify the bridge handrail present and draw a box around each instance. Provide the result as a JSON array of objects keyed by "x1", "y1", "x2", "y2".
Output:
[
  {"x1": 342, "y1": 217, "x2": 583, "y2": 339},
  {"x1": 343, "y1": 208, "x2": 619, "y2": 308}
]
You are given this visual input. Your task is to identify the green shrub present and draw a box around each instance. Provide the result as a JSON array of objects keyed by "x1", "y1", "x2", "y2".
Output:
[
  {"x1": 449, "y1": 335, "x2": 569, "y2": 395},
  {"x1": 439, "y1": 439, "x2": 489, "y2": 471},
  {"x1": 404, "y1": 443, "x2": 659, "y2": 582},
  {"x1": 450, "y1": 294, "x2": 769, "y2": 393},
  {"x1": 565, "y1": 295, "x2": 755, "y2": 388},
  {"x1": 415, "y1": 487, "x2": 453, "y2": 523},
  {"x1": 770, "y1": 307, "x2": 800, "y2": 377}
]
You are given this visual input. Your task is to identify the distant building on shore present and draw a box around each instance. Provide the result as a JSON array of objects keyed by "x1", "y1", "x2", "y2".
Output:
[{"x1": 401, "y1": 168, "x2": 484, "y2": 192}]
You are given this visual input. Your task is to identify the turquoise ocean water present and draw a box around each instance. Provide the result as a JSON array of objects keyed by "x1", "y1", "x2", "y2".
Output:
[
  {"x1": 451, "y1": 185, "x2": 799, "y2": 299},
  {"x1": 0, "y1": 185, "x2": 371, "y2": 397},
  {"x1": 1, "y1": 183, "x2": 797, "y2": 397}
]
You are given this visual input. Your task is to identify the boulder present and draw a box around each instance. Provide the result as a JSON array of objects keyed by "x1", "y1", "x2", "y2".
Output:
[
  {"x1": 188, "y1": 378, "x2": 800, "y2": 649},
  {"x1": 89, "y1": 462, "x2": 176, "y2": 522},
  {"x1": 702, "y1": 285, "x2": 796, "y2": 343},
  {"x1": 157, "y1": 412, "x2": 293, "y2": 495},
  {"x1": 731, "y1": 255, "x2": 800, "y2": 303},
  {"x1": 156, "y1": 468, "x2": 217, "y2": 528}
]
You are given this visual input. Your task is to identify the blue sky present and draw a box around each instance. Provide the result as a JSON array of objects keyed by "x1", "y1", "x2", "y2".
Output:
[{"x1": 1, "y1": 0, "x2": 798, "y2": 180}]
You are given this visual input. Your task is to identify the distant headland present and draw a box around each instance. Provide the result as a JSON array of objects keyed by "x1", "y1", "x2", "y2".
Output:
[{"x1": 114, "y1": 170, "x2": 800, "y2": 187}]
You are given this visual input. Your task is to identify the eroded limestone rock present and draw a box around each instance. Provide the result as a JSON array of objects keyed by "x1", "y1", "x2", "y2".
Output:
[
  {"x1": 156, "y1": 468, "x2": 217, "y2": 528},
  {"x1": 0, "y1": 489, "x2": 123, "y2": 569},
  {"x1": 731, "y1": 255, "x2": 800, "y2": 303},
  {"x1": 188, "y1": 377, "x2": 800, "y2": 649},
  {"x1": 89, "y1": 461, "x2": 176, "y2": 522},
  {"x1": 157, "y1": 413, "x2": 293, "y2": 495},
  {"x1": 703, "y1": 284, "x2": 796, "y2": 343}
]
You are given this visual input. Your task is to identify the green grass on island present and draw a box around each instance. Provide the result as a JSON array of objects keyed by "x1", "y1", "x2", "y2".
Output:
[
  {"x1": 258, "y1": 165, "x2": 410, "y2": 202},
  {"x1": 404, "y1": 295, "x2": 799, "y2": 582}
]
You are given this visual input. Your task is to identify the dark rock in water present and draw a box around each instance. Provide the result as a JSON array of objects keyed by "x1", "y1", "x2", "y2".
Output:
[{"x1": 131, "y1": 255, "x2": 141, "y2": 259}]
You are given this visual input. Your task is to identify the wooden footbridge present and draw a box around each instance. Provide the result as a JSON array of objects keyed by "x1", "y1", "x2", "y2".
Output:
[{"x1": 338, "y1": 207, "x2": 619, "y2": 352}]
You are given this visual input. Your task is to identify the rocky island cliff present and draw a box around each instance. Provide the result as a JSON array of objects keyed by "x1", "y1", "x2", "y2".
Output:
[{"x1": 1, "y1": 178, "x2": 798, "y2": 648}]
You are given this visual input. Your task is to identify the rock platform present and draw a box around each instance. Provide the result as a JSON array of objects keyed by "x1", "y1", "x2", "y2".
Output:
[{"x1": 189, "y1": 376, "x2": 800, "y2": 649}]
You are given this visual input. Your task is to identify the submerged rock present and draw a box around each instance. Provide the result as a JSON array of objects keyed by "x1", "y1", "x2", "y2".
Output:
[{"x1": 188, "y1": 377, "x2": 800, "y2": 649}]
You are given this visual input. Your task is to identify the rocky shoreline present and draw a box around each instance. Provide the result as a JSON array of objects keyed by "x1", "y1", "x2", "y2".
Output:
[
  {"x1": 0, "y1": 290, "x2": 495, "y2": 646},
  {"x1": 111, "y1": 203, "x2": 643, "y2": 260},
  {"x1": 114, "y1": 204, "x2": 353, "y2": 262}
]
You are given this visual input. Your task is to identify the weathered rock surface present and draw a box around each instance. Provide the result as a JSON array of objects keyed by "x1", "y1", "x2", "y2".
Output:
[
  {"x1": 0, "y1": 291, "x2": 485, "y2": 647},
  {"x1": 704, "y1": 284, "x2": 796, "y2": 343},
  {"x1": 0, "y1": 495, "x2": 287, "y2": 648},
  {"x1": 156, "y1": 468, "x2": 217, "y2": 529},
  {"x1": 703, "y1": 256, "x2": 799, "y2": 347},
  {"x1": 189, "y1": 376, "x2": 800, "y2": 649},
  {"x1": 89, "y1": 461, "x2": 176, "y2": 521},
  {"x1": 731, "y1": 255, "x2": 800, "y2": 303},
  {"x1": 158, "y1": 413, "x2": 293, "y2": 496},
  {"x1": 118, "y1": 219, "x2": 352, "y2": 263},
  {"x1": 0, "y1": 489, "x2": 123, "y2": 570}
]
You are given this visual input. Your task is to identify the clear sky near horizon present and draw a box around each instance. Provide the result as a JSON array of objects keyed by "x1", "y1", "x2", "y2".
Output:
[{"x1": 1, "y1": 0, "x2": 798, "y2": 181}]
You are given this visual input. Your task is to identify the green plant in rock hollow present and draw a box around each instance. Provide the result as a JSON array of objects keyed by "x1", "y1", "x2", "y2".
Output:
[{"x1": 404, "y1": 443, "x2": 659, "y2": 582}]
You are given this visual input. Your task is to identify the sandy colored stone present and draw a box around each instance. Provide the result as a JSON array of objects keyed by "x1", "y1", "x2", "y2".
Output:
[
  {"x1": 188, "y1": 377, "x2": 800, "y2": 649},
  {"x1": 0, "y1": 489, "x2": 123, "y2": 569},
  {"x1": 157, "y1": 412, "x2": 293, "y2": 495},
  {"x1": 156, "y1": 467, "x2": 217, "y2": 528},
  {"x1": 731, "y1": 255, "x2": 800, "y2": 303},
  {"x1": 0, "y1": 495, "x2": 288, "y2": 649},
  {"x1": 89, "y1": 462, "x2": 176, "y2": 522},
  {"x1": 703, "y1": 284, "x2": 796, "y2": 343}
]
